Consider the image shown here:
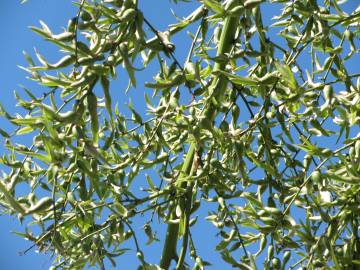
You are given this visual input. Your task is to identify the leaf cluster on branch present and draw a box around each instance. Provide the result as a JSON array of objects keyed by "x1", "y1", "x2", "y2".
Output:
[{"x1": 1, "y1": 0, "x2": 360, "y2": 269}]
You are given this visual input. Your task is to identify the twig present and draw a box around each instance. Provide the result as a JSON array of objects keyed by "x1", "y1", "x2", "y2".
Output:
[{"x1": 73, "y1": 0, "x2": 86, "y2": 70}]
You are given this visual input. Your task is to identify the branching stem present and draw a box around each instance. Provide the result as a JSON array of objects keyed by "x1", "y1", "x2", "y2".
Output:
[{"x1": 159, "y1": 4, "x2": 241, "y2": 268}]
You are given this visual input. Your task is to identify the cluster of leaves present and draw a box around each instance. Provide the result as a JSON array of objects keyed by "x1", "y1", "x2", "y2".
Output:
[{"x1": 0, "y1": 0, "x2": 360, "y2": 269}]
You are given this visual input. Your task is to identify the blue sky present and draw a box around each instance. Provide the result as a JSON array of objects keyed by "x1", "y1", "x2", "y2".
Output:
[
  {"x1": 0, "y1": 1, "x2": 359, "y2": 270},
  {"x1": 0, "y1": 2, "x2": 75, "y2": 269}
]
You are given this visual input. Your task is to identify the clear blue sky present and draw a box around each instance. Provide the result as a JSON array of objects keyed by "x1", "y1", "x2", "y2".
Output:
[
  {"x1": 0, "y1": 1, "x2": 359, "y2": 270},
  {"x1": 0, "y1": 2, "x2": 75, "y2": 269}
]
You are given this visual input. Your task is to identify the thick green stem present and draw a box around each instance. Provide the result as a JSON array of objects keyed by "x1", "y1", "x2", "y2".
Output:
[
  {"x1": 159, "y1": 7, "x2": 240, "y2": 269},
  {"x1": 160, "y1": 144, "x2": 195, "y2": 269},
  {"x1": 176, "y1": 153, "x2": 199, "y2": 270}
]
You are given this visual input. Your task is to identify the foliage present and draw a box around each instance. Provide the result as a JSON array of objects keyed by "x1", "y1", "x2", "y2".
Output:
[{"x1": 1, "y1": 0, "x2": 360, "y2": 269}]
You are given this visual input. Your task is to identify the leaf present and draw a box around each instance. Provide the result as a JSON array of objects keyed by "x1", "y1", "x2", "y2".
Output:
[
  {"x1": 275, "y1": 62, "x2": 298, "y2": 90},
  {"x1": 128, "y1": 101, "x2": 142, "y2": 124},
  {"x1": 0, "y1": 128, "x2": 10, "y2": 138},
  {"x1": 16, "y1": 150, "x2": 51, "y2": 164},
  {"x1": 29, "y1": 26, "x2": 51, "y2": 39},
  {"x1": 0, "y1": 181, "x2": 26, "y2": 215},
  {"x1": 40, "y1": 75, "x2": 71, "y2": 87},
  {"x1": 255, "y1": 235, "x2": 267, "y2": 257},
  {"x1": 146, "y1": 175, "x2": 155, "y2": 190},
  {"x1": 214, "y1": 70, "x2": 259, "y2": 86},
  {"x1": 242, "y1": 192, "x2": 263, "y2": 208},
  {"x1": 247, "y1": 152, "x2": 277, "y2": 176},
  {"x1": 244, "y1": 0, "x2": 263, "y2": 9},
  {"x1": 310, "y1": 119, "x2": 330, "y2": 136},
  {"x1": 216, "y1": 240, "x2": 230, "y2": 251},
  {"x1": 271, "y1": 19, "x2": 290, "y2": 27},
  {"x1": 114, "y1": 202, "x2": 128, "y2": 217},
  {"x1": 138, "y1": 264, "x2": 163, "y2": 270},
  {"x1": 101, "y1": 76, "x2": 113, "y2": 125},
  {"x1": 145, "y1": 74, "x2": 185, "y2": 89},
  {"x1": 326, "y1": 238, "x2": 341, "y2": 270},
  {"x1": 202, "y1": 0, "x2": 225, "y2": 15},
  {"x1": 11, "y1": 117, "x2": 43, "y2": 126},
  {"x1": 87, "y1": 92, "x2": 99, "y2": 144},
  {"x1": 31, "y1": 55, "x2": 75, "y2": 70},
  {"x1": 16, "y1": 126, "x2": 34, "y2": 135},
  {"x1": 221, "y1": 249, "x2": 239, "y2": 266}
]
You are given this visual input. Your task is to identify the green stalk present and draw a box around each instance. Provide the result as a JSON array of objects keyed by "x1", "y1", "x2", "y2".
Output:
[
  {"x1": 159, "y1": 7, "x2": 240, "y2": 269},
  {"x1": 175, "y1": 157, "x2": 198, "y2": 270},
  {"x1": 160, "y1": 145, "x2": 195, "y2": 269}
]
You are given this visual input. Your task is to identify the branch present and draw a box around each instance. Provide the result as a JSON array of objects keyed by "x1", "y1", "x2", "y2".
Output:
[{"x1": 160, "y1": 5, "x2": 241, "y2": 268}]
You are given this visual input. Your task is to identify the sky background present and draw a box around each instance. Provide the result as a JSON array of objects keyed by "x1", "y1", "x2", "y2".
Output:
[
  {"x1": 0, "y1": 1, "x2": 359, "y2": 270},
  {"x1": 0, "y1": 2, "x2": 75, "y2": 269}
]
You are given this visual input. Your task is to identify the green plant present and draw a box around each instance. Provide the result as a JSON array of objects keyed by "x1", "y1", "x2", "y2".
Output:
[{"x1": 1, "y1": 0, "x2": 360, "y2": 269}]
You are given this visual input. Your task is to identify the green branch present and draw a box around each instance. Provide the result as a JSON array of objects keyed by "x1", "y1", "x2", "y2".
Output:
[
  {"x1": 160, "y1": 144, "x2": 195, "y2": 269},
  {"x1": 159, "y1": 5, "x2": 240, "y2": 268}
]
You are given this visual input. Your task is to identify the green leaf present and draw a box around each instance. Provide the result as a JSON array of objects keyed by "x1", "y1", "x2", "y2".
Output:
[
  {"x1": 114, "y1": 202, "x2": 128, "y2": 217},
  {"x1": 11, "y1": 117, "x2": 43, "y2": 126},
  {"x1": 101, "y1": 76, "x2": 113, "y2": 125},
  {"x1": 146, "y1": 175, "x2": 155, "y2": 190},
  {"x1": 16, "y1": 150, "x2": 51, "y2": 164},
  {"x1": 16, "y1": 126, "x2": 34, "y2": 135},
  {"x1": 326, "y1": 238, "x2": 341, "y2": 270},
  {"x1": 274, "y1": 62, "x2": 298, "y2": 90},
  {"x1": 145, "y1": 74, "x2": 185, "y2": 89},
  {"x1": 0, "y1": 128, "x2": 10, "y2": 138},
  {"x1": 202, "y1": 0, "x2": 225, "y2": 15},
  {"x1": 214, "y1": 70, "x2": 259, "y2": 86}
]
